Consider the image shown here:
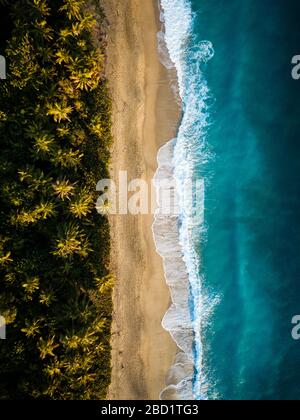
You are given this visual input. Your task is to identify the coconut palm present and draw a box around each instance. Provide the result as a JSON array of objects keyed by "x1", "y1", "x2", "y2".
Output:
[
  {"x1": 55, "y1": 49, "x2": 71, "y2": 65},
  {"x1": 33, "y1": 134, "x2": 55, "y2": 158},
  {"x1": 32, "y1": 19, "x2": 53, "y2": 42},
  {"x1": 89, "y1": 114, "x2": 103, "y2": 137},
  {"x1": 47, "y1": 102, "x2": 73, "y2": 123},
  {"x1": 70, "y1": 69, "x2": 100, "y2": 91},
  {"x1": 53, "y1": 148, "x2": 83, "y2": 169},
  {"x1": 59, "y1": 0, "x2": 84, "y2": 21},
  {"x1": 38, "y1": 336, "x2": 59, "y2": 360},
  {"x1": 69, "y1": 52, "x2": 103, "y2": 91},
  {"x1": 15, "y1": 200, "x2": 56, "y2": 225},
  {"x1": 35, "y1": 200, "x2": 56, "y2": 220},
  {"x1": 0, "y1": 0, "x2": 112, "y2": 400},
  {"x1": 69, "y1": 189, "x2": 94, "y2": 218},
  {"x1": 32, "y1": 0, "x2": 50, "y2": 15},
  {"x1": 70, "y1": 14, "x2": 96, "y2": 36},
  {"x1": 22, "y1": 276, "x2": 40, "y2": 297},
  {"x1": 39, "y1": 288, "x2": 56, "y2": 307},
  {"x1": 21, "y1": 320, "x2": 41, "y2": 338},
  {"x1": 0, "y1": 251, "x2": 12, "y2": 266},
  {"x1": 53, "y1": 179, "x2": 76, "y2": 201},
  {"x1": 53, "y1": 223, "x2": 92, "y2": 259}
]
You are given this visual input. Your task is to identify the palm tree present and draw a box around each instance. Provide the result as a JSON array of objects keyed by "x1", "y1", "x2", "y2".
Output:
[
  {"x1": 71, "y1": 70, "x2": 100, "y2": 91},
  {"x1": 39, "y1": 288, "x2": 56, "y2": 307},
  {"x1": 53, "y1": 149, "x2": 83, "y2": 169},
  {"x1": 21, "y1": 319, "x2": 41, "y2": 338},
  {"x1": 53, "y1": 179, "x2": 76, "y2": 201},
  {"x1": 18, "y1": 166, "x2": 52, "y2": 193},
  {"x1": 15, "y1": 201, "x2": 55, "y2": 225},
  {"x1": 55, "y1": 49, "x2": 71, "y2": 65},
  {"x1": 35, "y1": 201, "x2": 56, "y2": 220},
  {"x1": 32, "y1": 19, "x2": 53, "y2": 42},
  {"x1": 47, "y1": 102, "x2": 73, "y2": 123},
  {"x1": 22, "y1": 276, "x2": 40, "y2": 297},
  {"x1": 70, "y1": 14, "x2": 96, "y2": 36},
  {"x1": 53, "y1": 223, "x2": 92, "y2": 259},
  {"x1": 38, "y1": 336, "x2": 59, "y2": 360},
  {"x1": 56, "y1": 125, "x2": 70, "y2": 138},
  {"x1": 69, "y1": 52, "x2": 103, "y2": 91},
  {"x1": 0, "y1": 0, "x2": 113, "y2": 400},
  {"x1": 69, "y1": 189, "x2": 93, "y2": 219},
  {"x1": 33, "y1": 134, "x2": 55, "y2": 158},
  {"x1": 0, "y1": 250, "x2": 12, "y2": 266},
  {"x1": 63, "y1": 335, "x2": 81, "y2": 350},
  {"x1": 77, "y1": 373, "x2": 96, "y2": 386},
  {"x1": 32, "y1": 0, "x2": 50, "y2": 16},
  {"x1": 58, "y1": 79, "x2": 78, "y2": 100},
  {"x1": 59, "y1": 0, "x2": 84, "y2": 21},
  {"x1": 11, "y1": 0, "x2": 50, "y2": 21},
  {"x1": 89, "y1": 114, "x2": 103, "y2": 137},
  {"x1": 33, "y1": 0, "x2": 50, "y2": 16},
  {"x1": 59, "y1": 27, "x2": 73, "y2": 41},
  {"x1": 45, "y1": 359, "x2": 62, "y2": 377},
  {"x1": 15, "y1": 209, "x2": 40, "y2": 225}
]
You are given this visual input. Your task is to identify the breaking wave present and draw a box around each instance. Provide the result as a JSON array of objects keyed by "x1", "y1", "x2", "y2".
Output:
[{"x1": 152, "y1": 0, "x2": 216, "y2": 400}]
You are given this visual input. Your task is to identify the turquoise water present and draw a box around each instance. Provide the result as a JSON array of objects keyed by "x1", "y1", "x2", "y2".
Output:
[{"x1": 160, "y1": 0, "x2": 300, "y2": 400}]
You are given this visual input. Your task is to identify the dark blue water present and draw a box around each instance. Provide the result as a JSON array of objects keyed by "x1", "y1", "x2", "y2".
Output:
[{"x1": 191, "y1": 0, "x2": 300, "y2": 400}]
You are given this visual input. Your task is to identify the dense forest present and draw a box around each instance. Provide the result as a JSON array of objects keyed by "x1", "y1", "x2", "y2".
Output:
[{"x1": 0, "y1": 0, "x2": 113, "y2": 399}]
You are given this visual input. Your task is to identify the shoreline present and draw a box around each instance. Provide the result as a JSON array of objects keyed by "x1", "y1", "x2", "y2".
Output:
[{"x1": 102, "y1": 0, "x2": 181, "y2": 399}]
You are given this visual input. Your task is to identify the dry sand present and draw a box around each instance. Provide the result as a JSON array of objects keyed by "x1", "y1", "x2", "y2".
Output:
[{"x1": 102, "y1": 0, "x2": 181, "y2": 400}]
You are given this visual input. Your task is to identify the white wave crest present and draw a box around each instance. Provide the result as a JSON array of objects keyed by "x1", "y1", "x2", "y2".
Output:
[{"x1": 153, "y1": 0, "x2": 216, "y2": 400}]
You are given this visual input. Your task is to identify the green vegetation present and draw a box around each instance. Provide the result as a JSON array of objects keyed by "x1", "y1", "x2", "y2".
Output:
[{"x1": 0, "y1": 0, "x2": 113, "y2": 399}]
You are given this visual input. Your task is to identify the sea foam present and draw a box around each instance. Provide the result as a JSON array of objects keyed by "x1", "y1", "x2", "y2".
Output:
[{"x1": 153, "y1": 0, "x2": 215, "y2": 400}]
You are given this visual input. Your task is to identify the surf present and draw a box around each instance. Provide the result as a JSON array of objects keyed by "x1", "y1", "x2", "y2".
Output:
[{"x1": 153, "y1": 0, "x2": 216, "y2": 400}]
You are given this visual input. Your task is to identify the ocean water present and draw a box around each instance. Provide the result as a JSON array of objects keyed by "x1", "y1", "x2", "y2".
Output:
[{"x1": 155, "y1": 0, "x2": 300, "y2": 400}]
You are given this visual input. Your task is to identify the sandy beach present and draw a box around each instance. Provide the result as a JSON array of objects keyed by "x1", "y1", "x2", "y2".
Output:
[{"x1": 102, "y1": 0, "x2": 180, "y2": 400}]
